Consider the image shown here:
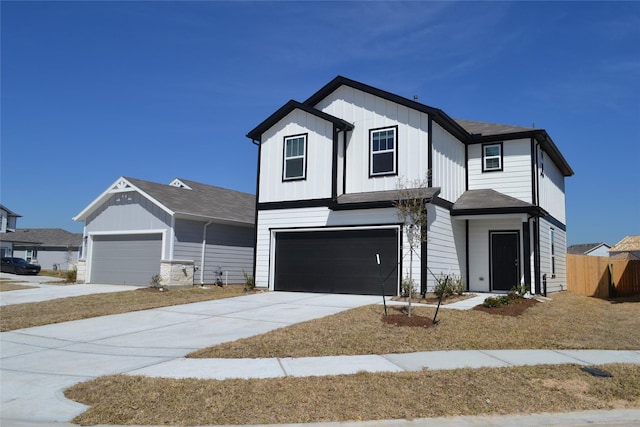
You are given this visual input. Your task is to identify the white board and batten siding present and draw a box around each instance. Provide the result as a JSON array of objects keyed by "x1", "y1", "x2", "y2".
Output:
[
  {"x1": 426, "y1": 204, "x2": 466, "y2": 291},
  {"x1": 468, "y1": 139, "x2": 533, "y2": 203},
  {"x1": 255, "y1": 206, "x2": 407, "y2": 290},
  {"x1": 467, "y1": 217, "x2": 526, "y2": 293},
  {"x1": 173, "y1": 219, "x2": 254, "y2": 284},
  {"x1": 259, "y1": 109, "x2": 334, "y2": 203},
  {"x1": 432, "y1": 122, "x2": 466, "y2": 203},
  {"x1": 538, "y1": 218, "x2": 567, "y2": 293},
  {"x1": 536, "y1": 146, "x2": 567, "y2": 224},
  {"x1": 315, "y1": 85, "x2": 430, "y2": 194}
]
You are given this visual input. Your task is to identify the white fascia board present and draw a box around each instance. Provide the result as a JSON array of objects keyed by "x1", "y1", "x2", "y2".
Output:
[{"x1": 73, "y1": 177, "x2": 175, "y2": 221}]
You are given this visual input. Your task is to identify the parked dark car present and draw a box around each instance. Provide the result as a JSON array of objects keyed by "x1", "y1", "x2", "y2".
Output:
[{"x1": 1, "y1": 257, "x2": 41, "y2": 275}]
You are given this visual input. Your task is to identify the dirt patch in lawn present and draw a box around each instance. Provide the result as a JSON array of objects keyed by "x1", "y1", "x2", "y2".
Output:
[
  {"x1": 65, "y1": 363, "x2": 640, "y2": 426},
  {"x1": 472, "y1": 297, "x2": 540, "y2": 317},
  {"x1": 391, "y1": 293, "x2": 473, "y2": 305}
]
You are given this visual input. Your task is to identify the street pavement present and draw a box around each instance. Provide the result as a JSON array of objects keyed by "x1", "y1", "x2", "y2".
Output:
[{"x1": 1, "y1": 276, "x2": 639, "y2": 427}]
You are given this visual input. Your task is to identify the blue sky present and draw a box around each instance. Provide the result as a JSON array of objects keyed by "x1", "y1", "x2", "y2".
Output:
[{"x1": 1, "y1": 1, "x2": 638, "y2": 246}]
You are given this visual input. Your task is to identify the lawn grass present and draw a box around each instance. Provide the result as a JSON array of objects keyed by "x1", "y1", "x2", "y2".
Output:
[
  {"x1": 0, "y1": 285, "x2": 248, "y2": 331},
  {"x1": 66, "y1": 363, "x2": 640, "y2": 426},
  {"x1": 189, "y1": 292, "x2": 640, "y2": 358},
  {"x1": 0, "y1": 282, "x2": 37, "y2": 292}
]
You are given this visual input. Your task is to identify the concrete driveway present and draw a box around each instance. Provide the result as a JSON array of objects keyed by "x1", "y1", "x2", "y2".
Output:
[{"x1": 0, "y1": 290, "x2": 381, "y2": 424}]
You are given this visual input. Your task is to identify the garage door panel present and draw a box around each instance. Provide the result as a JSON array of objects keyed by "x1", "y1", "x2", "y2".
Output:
[
  {"x1": 91, "y1": 234, "x2": 162, "y2": 285},
  {"x1": 274, "y1": 229, "x2": 398, "y2": 295}
]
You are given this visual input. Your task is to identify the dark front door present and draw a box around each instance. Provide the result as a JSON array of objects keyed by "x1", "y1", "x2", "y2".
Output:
[{"x1": 490, "y1": 231, "x2": 520, "y2": 291}]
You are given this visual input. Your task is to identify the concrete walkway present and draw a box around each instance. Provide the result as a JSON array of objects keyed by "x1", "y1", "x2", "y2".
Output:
[
  {"x1": 1, "y1": 285, "x2": 639, "y2": 427},
  {"x1": 0, "y1": 272, "x2": 142, "y2": 306}
]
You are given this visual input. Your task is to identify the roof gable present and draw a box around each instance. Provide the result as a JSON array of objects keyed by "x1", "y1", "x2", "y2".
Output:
[
  {"x1": 246, "y1": 100, "x2": 353, "y2": 141},
  {"x1": 610, "y1": 235, "x2": 640, "y2": 252},
  {"x1": 74, "y1": 177, "x2": 255, "y2": 225}
]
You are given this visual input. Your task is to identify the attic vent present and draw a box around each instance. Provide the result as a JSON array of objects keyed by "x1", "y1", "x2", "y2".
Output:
[{"x1": 169, "y1": 178, "x2": 192, "y2": 190}]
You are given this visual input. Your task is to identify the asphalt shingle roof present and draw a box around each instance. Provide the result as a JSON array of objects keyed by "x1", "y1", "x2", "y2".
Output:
[
  {"x1": 1, "y1": 228, "x2": 82, "y2": 247},
  {"x1": 124, "y1": 177, "x2": 255, "y2": 225},
  {"x1": 452, "y1": 189, "x2": 545, "y2": 216}
]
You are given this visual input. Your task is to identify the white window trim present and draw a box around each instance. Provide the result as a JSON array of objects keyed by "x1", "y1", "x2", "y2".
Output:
[
  {"x1": 482, "y1": 142, "x2": 503, "y2": 172},
  {"x1": 283, "y1": 134, "x2": 307, "y2": 181},
  {"x1": 369, "y1": 126, "x2": 397, "y2": 177}
]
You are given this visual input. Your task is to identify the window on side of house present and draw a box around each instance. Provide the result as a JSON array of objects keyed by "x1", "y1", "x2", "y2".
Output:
[
  {"x1": 370, "y1": 126, "x2": 397, "y2": 176},
  {"x1": 482, "y1": 142, "x2": 503, "y2": 172},
  {"x1": 283, "y1": 134, "x2": 307, "y2": 181},
  {"x1": 550, "y1": 228, "x2": 556, "y2": 277}
]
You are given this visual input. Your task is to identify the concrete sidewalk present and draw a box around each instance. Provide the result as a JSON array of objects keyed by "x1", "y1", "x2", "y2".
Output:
[{"x1": 1, "y1": 287, "x2": 639, "y2": 427}]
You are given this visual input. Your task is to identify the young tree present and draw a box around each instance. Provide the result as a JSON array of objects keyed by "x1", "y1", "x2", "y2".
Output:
[{"x1": 394, "y1": 175, "x2": 430, "y2": 317}]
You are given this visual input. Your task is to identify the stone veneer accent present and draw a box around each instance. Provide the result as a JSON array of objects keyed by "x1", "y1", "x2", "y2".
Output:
[
  {"x1": 76, "y1": 260, "x2": 86, "y2": 284},
  {"x1": 160, "y1": 260, "x2": 195, "y2": 288}
]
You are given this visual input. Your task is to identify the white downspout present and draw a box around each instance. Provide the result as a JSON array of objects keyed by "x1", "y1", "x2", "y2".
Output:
[{"x1": 200, "y1": 221, "x2": 213, "y2": 285}]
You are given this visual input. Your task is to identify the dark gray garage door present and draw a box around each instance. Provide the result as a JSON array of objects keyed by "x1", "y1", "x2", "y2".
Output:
[
  {"x1": 91, "y1": 234, "x2": 162, "y2": 285},
  {"x1": 274, "y1": 228, "x2": 398, "y2": 295}
]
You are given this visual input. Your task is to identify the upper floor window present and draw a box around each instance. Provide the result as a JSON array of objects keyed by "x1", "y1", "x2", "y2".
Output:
[
  {"x1": 482, "y1": 142, "x2": 503, "y2": 172},
  {"x1": 283, "y1": 134, "x2": 307, "y2": 181},
  {"x1": 370, "y1": 126, "x2": 397, "y2": 176}
]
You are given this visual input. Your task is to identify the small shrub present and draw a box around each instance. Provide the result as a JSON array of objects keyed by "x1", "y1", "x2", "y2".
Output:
[
  {"x1": 149, "y1": 274, "x2": 163, "y2": 288},
  {"x1": 433, "y1": 274, "x2": 453, "y2": 298},
  {"x1": 510, "y1": 283, "x2": 530, "y2": 298},
  {"x1": 401, "y1": 276, "x2": 417, "y2": 297},
  {"x1": 449, "y1": 274, "x2": 466, "y2": 295},
  {"x1": 482, "y1": 295, "x2": 511, "y2": 308},
  {"x1": 66, "y1": 268, "x2": 77, "y2": 283},
  {"x1": 243, "y1": 271, "x2": 255, "y2": 290}
]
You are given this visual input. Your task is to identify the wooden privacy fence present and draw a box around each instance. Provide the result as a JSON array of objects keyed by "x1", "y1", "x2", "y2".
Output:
[{"x1": 567, "y1": 254, "x2": 640, "y2": 298}]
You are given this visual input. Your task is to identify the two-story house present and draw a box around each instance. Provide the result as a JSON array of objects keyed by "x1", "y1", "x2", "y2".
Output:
[
  {"x1": 246, "y1": 76, "x2": 573, "y2": 296},
  {"x1": 0, "y1": 205, "x2": 21, "y2": 257}
]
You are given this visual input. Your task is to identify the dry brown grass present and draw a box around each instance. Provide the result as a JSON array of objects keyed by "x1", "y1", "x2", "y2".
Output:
[
  {"x1": 66, "y1": 363, "x2": 640, "y2": 426},
  {"x1": 0, "y1": 285, "x2": 247, "y2": 331},
  {"x1": 0, "y1": 282, "x2": 37, "y2": 292},
  {"x1": 190, "y1": 292, "x2": 640, "y2": 358}
]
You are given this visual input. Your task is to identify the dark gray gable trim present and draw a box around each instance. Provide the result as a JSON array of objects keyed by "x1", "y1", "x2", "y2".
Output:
[
  {"x1": 246, "y1": 100, "x2": 354, "y2": 141},
  {"x1": 303, "y1": 76, "x2": 470, "y2": 143},
  {"x1": 257, "y1": 198, "x2": 334, "y2": 211}
]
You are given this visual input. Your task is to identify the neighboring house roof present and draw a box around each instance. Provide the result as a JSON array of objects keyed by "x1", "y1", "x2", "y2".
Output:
[
  {"x1": 0, "y1": 205, "x2": 21, "y2": 218},
  {"x1": 334, "y1": 188, "x2": 441, "y2": 210},
  {"x1": 567, "y1": 243, "x2": 611, "y2": 255},
  {"x1": 1, "y1": 228, "x2": 82, "y2": 247},
  {"x1": 451, "y1": 189, "x2": 547, "y2": 217},
  {"x1": 74, "y1": 177, "x2": 256, "y2": 226},
  {"x1": 610, "y1": 235, "x2": 640, "y2": 253}
]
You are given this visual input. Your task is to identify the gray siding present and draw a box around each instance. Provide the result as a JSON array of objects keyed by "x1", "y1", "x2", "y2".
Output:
[
  {"x1": 173, "y1": 219, "x2": 254, "y2": 284},
  {"x1": 12, "y1": 247, "x2": 78, "y2": 270},
  {"x1": 86, "y1": 192, "x2": 171, "y2": 232}
]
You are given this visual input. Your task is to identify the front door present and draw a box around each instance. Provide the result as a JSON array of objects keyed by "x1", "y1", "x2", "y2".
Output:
[{"x1": 490, "y1": 231, "x2": 520, "y2": 291}]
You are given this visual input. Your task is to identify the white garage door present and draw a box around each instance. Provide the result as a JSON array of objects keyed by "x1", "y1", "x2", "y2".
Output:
[{"x1": 90, "y1": 234, "x2": 162, "y2": 285}]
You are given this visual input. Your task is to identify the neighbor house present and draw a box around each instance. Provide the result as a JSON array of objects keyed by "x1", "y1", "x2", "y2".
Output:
[
  {"x1": 246, "y1": 76, "x2": 573, "y2": 295},
  {"x1": 568, "y1": 242, "x2": 611, "y2": 257},
  {"x1": 609, "y1": 235, "x2": 640, "y2": 261},
  {"x1": 0, "y1": 205, "x2": 21, "y2": 257},
  {"x1": 1, "y1": 228, "x2": 82, "y2": 270},
  {"x1": 73, "y1": 177, "x2": 255, "y2": 287}
]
